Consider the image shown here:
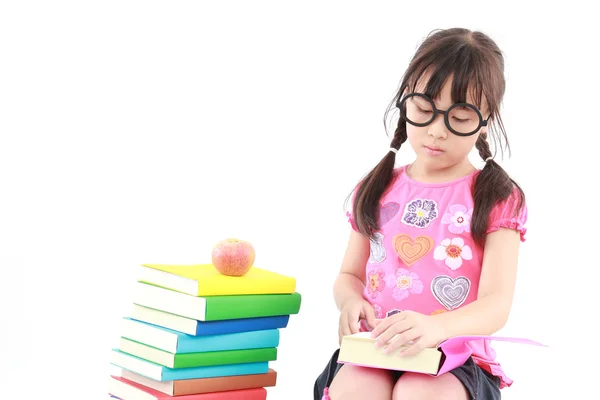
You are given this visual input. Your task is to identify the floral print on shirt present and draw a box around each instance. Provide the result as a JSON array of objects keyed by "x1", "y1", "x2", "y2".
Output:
[
  {"x1": 368, "y1": 232, "x2": 386, "y2": 263},
  {"x1": 401, "y1": 198, "x2": 439, "y2": 228},
  {"x1": 441, "y1": 204, "x2": 473, "y2": 234},
  {"x1": 386, "y1": 268, "x2": 423, "y2": 301},
  {"x1": 433, "y1": 237, "x2": 473, "y2": 270},
  {"x1": 367, "y1": 268, "x2": 386, "y2": 299}
]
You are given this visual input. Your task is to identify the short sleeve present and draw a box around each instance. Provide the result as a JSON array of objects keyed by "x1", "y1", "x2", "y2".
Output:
[
  {"x1": 345, "y1": 188, "x2": 359, "y2": 232},
  {"x1": 345, "y1": 168, "x2": 402, "y2": 233},
  {"x1": 346, "y1": 211, "x2": 358, "y2": 231},
  {"x1": 487, "y1": 187, "x2": 528, "y2": 242}
]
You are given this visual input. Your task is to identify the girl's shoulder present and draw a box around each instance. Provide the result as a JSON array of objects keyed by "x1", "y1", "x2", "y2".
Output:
[
  {"x1": 487, "y1": 185, "x2": 528, "y2": 242},
  {"x1": 392, "y1": 164, "x2": 407, "y2": 179},
  {"x1": 388, "y1": 164, "x2": 408, "y2": 187}
]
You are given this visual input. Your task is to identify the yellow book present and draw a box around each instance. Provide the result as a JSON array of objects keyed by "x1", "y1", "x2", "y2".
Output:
[
  {"x1": 138, "y1": 264, "x2": 296, "y2": 296},
  {"x1": 338, "y1": 332, "x2": 442, "y2": 374},
  {"x1": 338, "y1": 332, "x2": 546, "y2": 376}
]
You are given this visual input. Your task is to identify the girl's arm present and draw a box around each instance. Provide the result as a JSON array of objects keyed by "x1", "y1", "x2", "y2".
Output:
[
  {"x1": 433, "y1": 227, "x2": 521, "y2": 339},
  {"x1": 333, "y1": 229, "x2": 371, "y2": 311}
]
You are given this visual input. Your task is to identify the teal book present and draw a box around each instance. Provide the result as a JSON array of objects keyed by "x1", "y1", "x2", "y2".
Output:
[
  {"x1": 120, "y1": 317, "x2": 280, "y2": 353},
  {"x1": 132, "y1": 281, "x2": 301, "y2": 321},
  {"x1": 119, "y1": 337, "x2": 278, "y2": 368},
  {"x1": 110, "y1": 349, "x2": 269, "y2": 381}
]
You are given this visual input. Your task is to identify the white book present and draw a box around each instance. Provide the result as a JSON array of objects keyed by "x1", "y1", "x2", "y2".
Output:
[
  {"x1": 132, "y1": 282, "x2": 207, "y2": 320},
  {"x1": 130, "y1": 304, "x2": 199, "y2": 335}
]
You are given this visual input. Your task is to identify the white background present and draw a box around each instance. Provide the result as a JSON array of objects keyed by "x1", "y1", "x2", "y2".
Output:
[{"x1": 1, "y1": 1, "x2": 598, "y2": 399}]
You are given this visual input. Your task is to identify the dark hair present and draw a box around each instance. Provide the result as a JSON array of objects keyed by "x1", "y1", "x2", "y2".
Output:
[{"x1": 350, "y1": 28, "x2": 525, "y2": 248}]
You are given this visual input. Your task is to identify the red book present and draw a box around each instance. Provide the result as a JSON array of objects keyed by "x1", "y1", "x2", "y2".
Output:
[
  {"x1": 108, "y1": 375, "x2": 267, "y2": 400},
  {"x1": 120, "y1": 369, "x2": 277, "y2": 396}
]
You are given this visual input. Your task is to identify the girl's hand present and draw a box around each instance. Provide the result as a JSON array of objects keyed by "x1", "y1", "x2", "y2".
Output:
[
  {"x1": 369, "y1": 311, "x2": 446, "y2": 356},
  {"x1": 338, "y1": 298, "x2": 377, "y2": 345}
]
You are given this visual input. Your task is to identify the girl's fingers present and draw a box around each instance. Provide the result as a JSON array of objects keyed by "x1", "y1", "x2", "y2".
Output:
[
  {"x1": 371, "y1": 313, "x2": 404, "y2": 338},
  {"x1": 349, "y1": 308, "x2": 361, "y2": 334},
  {"x1": 383, "y1": 328, "x2": 421, "y2": 355},
  {"x1": 363, "y1": 304, "x2": 377, "y2": 329},
  {"x1": 339, "y1": 312, "x2": 349, "y2": 338},
  {"x1": 397, "y1": 337, "x2": 425, "y2": 357},
  {"x1": 373, "y1": 318, "x2": 412, "y2": 348}
]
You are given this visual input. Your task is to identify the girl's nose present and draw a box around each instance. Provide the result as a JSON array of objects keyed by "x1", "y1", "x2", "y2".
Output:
[{"x1": 427, "y1": 114, "x2": 448, "y2": 140}]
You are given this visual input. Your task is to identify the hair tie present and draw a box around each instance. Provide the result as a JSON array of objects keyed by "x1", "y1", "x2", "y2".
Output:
[
  {"x1": 389, "y1": 147, "x2": 398, "y2": 154},
  {"x1": 485, "y1": 156, "x2": 493, "y2": 163}
]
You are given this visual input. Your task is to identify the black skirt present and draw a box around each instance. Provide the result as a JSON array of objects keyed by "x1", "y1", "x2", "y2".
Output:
[{"x1": 313, "y1": 348, "x2": 502, "y2": 400}]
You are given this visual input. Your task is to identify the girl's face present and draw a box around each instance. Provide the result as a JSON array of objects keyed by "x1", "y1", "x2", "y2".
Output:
[{"x1": 405, "y1": 75, "x2": 489, "y2": 171}]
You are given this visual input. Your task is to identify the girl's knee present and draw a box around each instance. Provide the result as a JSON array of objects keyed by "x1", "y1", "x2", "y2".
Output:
[
  {"x1": 392, "y1": 372, "x2": 468, "y2": 400},
  {"x1": 328, "y1": 365, "x2": 395, "y2": 400}
]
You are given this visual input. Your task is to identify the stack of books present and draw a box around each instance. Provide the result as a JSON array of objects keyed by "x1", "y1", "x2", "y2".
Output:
[{"x1": 108, "y1": 263, "x2": 301, "y2": 399}]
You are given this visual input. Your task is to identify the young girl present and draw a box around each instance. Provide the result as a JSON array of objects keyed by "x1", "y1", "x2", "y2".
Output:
[{"x1": 314, "y1": 28, "x2": 527, "y2": 400}]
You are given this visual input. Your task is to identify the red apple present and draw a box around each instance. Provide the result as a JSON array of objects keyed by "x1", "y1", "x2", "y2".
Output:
[{"x1": 211, "y1": 238, "x2": 255, "y2": 276}]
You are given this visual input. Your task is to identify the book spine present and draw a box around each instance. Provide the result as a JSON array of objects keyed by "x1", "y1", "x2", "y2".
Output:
[
  {"x1": 120, "y1": 368, "x2": 277, "y2": 396},
  {"x1": 204, "y1": 293, "x2": 301, "y2": 321},
  {"x1": 174, "y1": 347, "x2": 278, "y2": 369},
  {"x1": 162, "y1": 362, "x2": 270, "y2": 381},
  {"x1": 178, "y1": 329, "x2": 280, "y2": 353},
  {"x1": 194, "y1": 315, "x2": 290, "y2": 335},
  {"x1": 172, "y1": 369, "x2": 277, "y2": 396},
  {"x1": 199, "y1": 278, "x2": 296, "y2": 296},
  {"x1": 111, "y1": 375, "x2": 268, "y2": 399}
]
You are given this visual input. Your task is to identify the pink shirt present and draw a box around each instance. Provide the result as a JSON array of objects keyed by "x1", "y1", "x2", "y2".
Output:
[{"x1": 346, "y1": 165, "x2": 527, "y2": 389}]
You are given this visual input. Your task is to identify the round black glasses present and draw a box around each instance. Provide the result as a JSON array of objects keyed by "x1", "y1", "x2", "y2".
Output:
[{"x1": 397, "y1": 93, "x2": 491, "y2": 137}]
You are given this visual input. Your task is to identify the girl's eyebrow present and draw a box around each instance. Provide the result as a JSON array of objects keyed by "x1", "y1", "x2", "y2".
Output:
[{"x1": 454, "y1": 105, "x2": 472, "y2": 110}]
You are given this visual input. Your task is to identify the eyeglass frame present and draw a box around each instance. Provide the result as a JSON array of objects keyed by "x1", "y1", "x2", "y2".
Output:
[{"x1": 396, "y1": 93, "x2": 492, "y2": 137}]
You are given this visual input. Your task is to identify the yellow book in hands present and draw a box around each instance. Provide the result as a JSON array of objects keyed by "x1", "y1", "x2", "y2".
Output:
[
  {"x1": 339, "y1": 332, "x2": 545, "y2": 376},
  {"x1": 138, "y1": 264, "x2": 296, "y2": 296},
  {"x1": 338, "y1": 332, "x2": 443, "y2": 374}
]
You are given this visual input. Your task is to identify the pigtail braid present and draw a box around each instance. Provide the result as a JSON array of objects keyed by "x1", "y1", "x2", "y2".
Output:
[
  {"x1": 471, "y1": 133, "x2": 525, "y2": 247},
  {"x1": 476, "y1": 133, "x2": 493, "y2": 161},
  {"x1": 352, "y1": 120, "x2": 407, "y2": 238}
]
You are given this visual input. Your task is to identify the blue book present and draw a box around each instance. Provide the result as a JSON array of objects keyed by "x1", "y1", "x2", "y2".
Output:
[
  {"x1": 130, "y1": 304, "x2": 290, "y2": 336},
  {"x1": 110, "y1": 349, "x2": 269, "y2": 381},
  {"x1": 120, "y1": 317, "x2": 280, "y2": 353}
]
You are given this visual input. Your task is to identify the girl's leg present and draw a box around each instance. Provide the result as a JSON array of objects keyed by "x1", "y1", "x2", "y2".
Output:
[
  {"x1": 328, "y1": 365, "x2": 395, "y2": 400},
  {"x1": 392, "y1": 372, "x2": 469, "y2": 400}
]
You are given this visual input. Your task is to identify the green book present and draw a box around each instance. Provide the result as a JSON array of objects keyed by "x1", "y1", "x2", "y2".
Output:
[
  {"x1": 132, "y1": 281, "x2": 301, "y2": 321},
  {"x1": 119, "y1": 338, "x2": 278, "y2": 368},
  {"x1": 204, "y1": 292, "x2": 301, "y2": 320}
]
